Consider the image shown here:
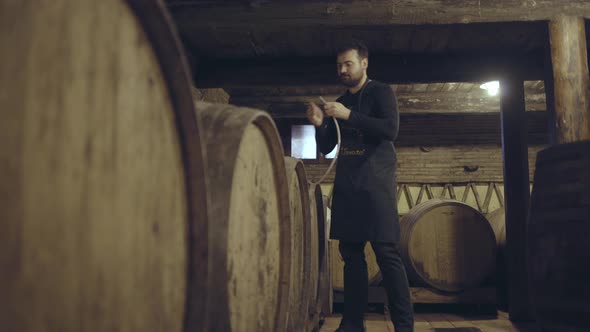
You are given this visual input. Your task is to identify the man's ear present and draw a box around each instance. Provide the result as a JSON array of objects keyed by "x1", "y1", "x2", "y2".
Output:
[{"x1": 362, "y1": 58, "x2": 368, "y2": 70}]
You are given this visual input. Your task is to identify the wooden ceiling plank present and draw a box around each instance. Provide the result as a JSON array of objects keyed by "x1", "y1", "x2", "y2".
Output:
[{"x1": 194, "y1": 53, "x2": 545, "y2": 87}]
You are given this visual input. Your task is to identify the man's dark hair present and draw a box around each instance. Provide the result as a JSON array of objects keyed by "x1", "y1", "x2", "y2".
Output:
[{"x1": 335, "y1": 40, "x2": 369, "y2": 60}]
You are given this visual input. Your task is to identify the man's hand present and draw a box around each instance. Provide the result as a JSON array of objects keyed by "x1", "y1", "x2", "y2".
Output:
[
  {"x1": 306, "y1": 102, "x2": 324, "y2": 127},
  {"x1": 324, "y1": 102, "x2": 351, "y2": 120}
]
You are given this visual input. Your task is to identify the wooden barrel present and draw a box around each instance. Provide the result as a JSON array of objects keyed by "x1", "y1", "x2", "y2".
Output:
[
  {"x1": 195, "y1": 103, "x2": 291, "y2": 332},
  {"x1": 487, "y1": 208, "x2": 506, "y2": 251},
  {"x1": 319, "y1": 240, "x2": 334, "y2": 316},
  {"x1": 306, "y1": 184, "x2": 332, "y2": 331},
  {"x1": 527, "y1": 140, "x2": 590, "y2": 331},
  {"x1": 486, "y1": 208, "x2": 508, "y2": 308},
  {"x1": 319, "y1": 195, "x2": 334, "y2": 316},
  {"x1": 400, "y1": 199, "x2": 497, "y2": 292},
  {"x1": 330, "y1": 241, "x2": 382, "y2": 291},
  {"x1": 306, "y1": 184, "x2": 319, "y2": 329},
  {"x1": 284, "y1": 157, "x2": 311, "y2": 331},
  {"x1": 0, "y1": 1, "x2": 207, "y2": 331}
]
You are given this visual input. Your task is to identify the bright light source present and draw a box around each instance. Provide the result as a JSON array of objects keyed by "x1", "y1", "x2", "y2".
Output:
[
  {"x1": 480, "y1": 81, "x2": 500, "y2": 96},
  {"x1": 291, "y1": 125, "x2": 317, "y2": 159}
]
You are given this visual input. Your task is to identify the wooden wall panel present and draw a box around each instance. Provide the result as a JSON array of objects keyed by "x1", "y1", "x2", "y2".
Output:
[
  {"x1": 304, "y1": 145, "x2": 545, "y2": 184},
  {"x1": 276, "y1": 111, "x2": 548, "y2": 149},
  {"x1": 397, "y1": 112, "x2": 547, "y2": 146}
]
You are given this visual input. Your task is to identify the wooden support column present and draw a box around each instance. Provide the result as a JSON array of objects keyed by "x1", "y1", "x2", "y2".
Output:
[
  {"x1": 544, "y1": 39, "x2": 557, "y2": 145},
  {"x1": 548, "y1": 15, "x2": 590, "y2": 143},
  {"x1": 499, "y1": 77, "x2": 532, "y2": 321}
]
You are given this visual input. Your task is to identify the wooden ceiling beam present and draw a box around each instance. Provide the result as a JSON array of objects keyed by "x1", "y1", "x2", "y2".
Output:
[
  {"x1": 244, "y1": 97, "x2": 547, "y2": 119},
  {"x1": 194, "y1": 53, "x2": 545, "y2": 87},
  {"x1": 226, "y1": 82, "x2": 546, "y2": 98},
  {"x1": 167, "y1": 1, "x2": 590, "y2": 26}
]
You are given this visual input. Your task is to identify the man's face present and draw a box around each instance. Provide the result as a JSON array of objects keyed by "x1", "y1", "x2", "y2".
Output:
[{"x1": 336, "y1": 49, "x2": 367, "y2": 87}]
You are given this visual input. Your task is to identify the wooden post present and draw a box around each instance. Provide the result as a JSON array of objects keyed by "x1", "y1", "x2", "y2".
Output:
[
  {"x1": 548, "y1": 15, "x2": 590, "y2": 143},
  {"x1": 544, "y1": 38, "x2": 557, "y2": 145},
  {"x1": 499, "y1": 77, "x2": 532, "y2": 321}
]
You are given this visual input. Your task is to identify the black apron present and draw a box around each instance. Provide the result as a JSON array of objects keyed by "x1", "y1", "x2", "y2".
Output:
[{"x1": 329, "y1": 81, "x2": 400, "y2": 243}]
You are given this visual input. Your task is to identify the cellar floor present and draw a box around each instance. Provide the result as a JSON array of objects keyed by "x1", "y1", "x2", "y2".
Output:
[{"x1": 319, "y1": 311, "x2": 538, "y2": 332}]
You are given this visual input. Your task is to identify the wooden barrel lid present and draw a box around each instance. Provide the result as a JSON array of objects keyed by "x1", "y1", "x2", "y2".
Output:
[
  {"x1": 195, "y1": 103, "x2": 291, "y2": 332},
  {"x1": 400, "y1": 199, "x2": 497, "y2": 292},
  {"x1": 0, "y1": 1, "x2": 205, "y2": 331}
]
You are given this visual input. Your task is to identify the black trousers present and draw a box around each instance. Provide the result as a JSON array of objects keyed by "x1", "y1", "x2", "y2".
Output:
[{"x1": 339, "y1": 241, "x2": 414, "y2": 332}]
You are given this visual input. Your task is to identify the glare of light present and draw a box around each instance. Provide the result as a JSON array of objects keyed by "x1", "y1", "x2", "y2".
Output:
[
  {"x1": 291, "y1": 125, "x2": 317, "y2": 159},
  {"x1": 480, "y1": 81, "x2": 500, "y2": 96}
]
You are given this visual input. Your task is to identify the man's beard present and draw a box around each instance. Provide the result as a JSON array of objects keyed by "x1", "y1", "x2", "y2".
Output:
[{"x1": 339, "y1": 73, "x2": 362, "y2": 87}]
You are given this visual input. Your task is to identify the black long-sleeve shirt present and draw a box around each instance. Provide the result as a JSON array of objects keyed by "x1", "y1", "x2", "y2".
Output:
[
  {"x1": 316, "y1": 81, "x2": 398, "y2": 154},
  {"x1": 316, "y1": 80, "x2": 401, "y2": 242}
]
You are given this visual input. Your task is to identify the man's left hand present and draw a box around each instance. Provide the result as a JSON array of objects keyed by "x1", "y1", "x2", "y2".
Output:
[{"x1": 324, "y1": 102, "x2": 351, "y2": 120}]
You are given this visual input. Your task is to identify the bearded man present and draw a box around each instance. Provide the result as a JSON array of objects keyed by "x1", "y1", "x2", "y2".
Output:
[{"x1": 306, "y1": 40, "x2": 414, "y2": 332}]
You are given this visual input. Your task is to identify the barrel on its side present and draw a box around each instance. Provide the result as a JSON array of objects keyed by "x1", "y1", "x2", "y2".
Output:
[
  {"x1": 487, "y1": 208, "x2": 507, "y2": 308},
  {"x1": 284, "y1": 157, "x2": 311, "y2": 332},
  {"x1": 320, "y1": 240, "x2": 334, "y2": 316},
  {"x1": 0, "y1": 1, "x2": 205, "y2": 331},
  {"x1": 330, "y1": 241, "x2": 383, "y2": 291},
  {"x1": 305, "y1": 183, "x2": 334, "y2": 331},
  {"x1": 487, "y1": 208, "x2": 506, "y2": 251},
  {"x1": 319, "y1": 195, "x2": 334, "y2": 317},
  {"x1": 528, "y1": 140, "x2": 590, "y2": 331},
  {"x1": 196, "y1": 103, "x2": 291, "y2": 332},
  {"x1": 400, "y1": 199, "x2": 497, "y2": 293}
]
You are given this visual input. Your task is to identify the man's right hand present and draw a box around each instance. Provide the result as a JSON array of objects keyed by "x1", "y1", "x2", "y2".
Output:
[{"x1": 306, "y1": 102, "x2": 324, "y2": 127}]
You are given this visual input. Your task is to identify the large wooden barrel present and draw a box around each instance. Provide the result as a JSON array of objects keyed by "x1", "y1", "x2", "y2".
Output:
[
  {"x1": 320, "y1": 240, "x2": 334, "y2": 316},
  {"x1": 487, "y1": 208, "x2": 506, "y2": 251},
  {"x1": 195, "y1": 103, "x2": 291, "y2": 332},
  {"x1": 400, "y1": 199, "x2": 497, "y2": 292},
  {"x1": 319, "y1": 195, "x2": 334, "y2": 316},
  {"x1": 527, "y1": 140, "x2": 590, "y2": 331},
  {"x1": 0, "y1": 1, "x2": 207, "y2": 331},
  {"x1": 284, "y1": 157, "x2": 311, "y2": 331},
  {"x1": 486, "y1": 208, "x2": 508, "y2": 308},
  {"x1": 306, "y1": 183, "x2": 330, "y2": 331},
  {"x1": 330, "y1": 241, "x2": 382, "y2": 291}
]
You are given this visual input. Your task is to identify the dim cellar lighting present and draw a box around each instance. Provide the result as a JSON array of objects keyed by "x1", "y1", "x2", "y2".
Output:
[{"x1": 480, "y1": 81, "x2": 500, "y2": 96}]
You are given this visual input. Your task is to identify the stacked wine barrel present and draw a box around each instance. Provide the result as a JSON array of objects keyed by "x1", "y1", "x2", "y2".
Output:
[
  {"x1": 195, "y1": 103, "x2": 291, "y2": 331},
  {"x1": 0, "y1": 1, "x2": 330, "y2": 331},
  {"x1": 283, "y1": 158, "x2": 332, "y2": 331},
  {"x1": 0, "y1": 1, "x2": 205, "y2": 331},
  {"x1": 284, "y1": 157, "x2": 312, "y2": 332},
  {"x1": 309, "y1": 184, "x2": 332, "y2": 330}
]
